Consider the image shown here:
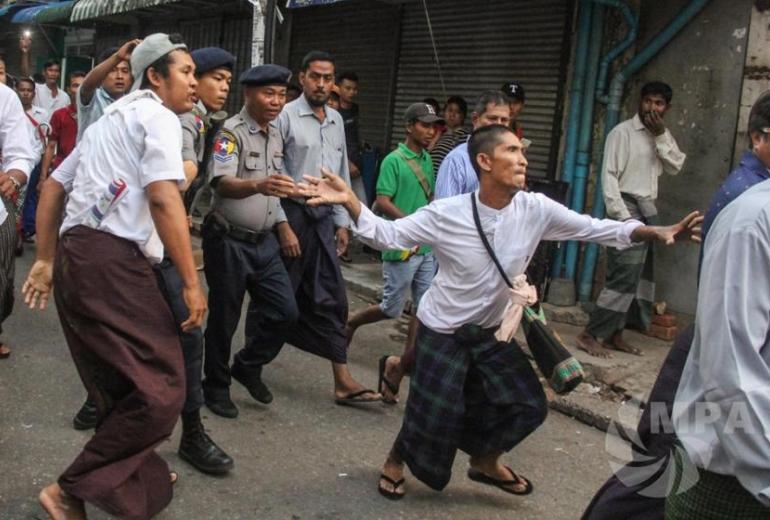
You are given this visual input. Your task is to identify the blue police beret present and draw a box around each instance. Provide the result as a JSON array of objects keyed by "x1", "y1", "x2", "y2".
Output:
[
  {"x1": 239, "y1": 64, "x2": 292, "y2": 87},
  {"x1": 191, "y1": 47, "x2": 235, "y2": 75}
]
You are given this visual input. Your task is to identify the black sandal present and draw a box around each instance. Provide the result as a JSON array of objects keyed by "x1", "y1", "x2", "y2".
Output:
[
  {"x1": 378, "y1": 474, "x2": 405, "y2": 500},
  {"x1": 0, "y1": 342, "x2": 10, "y2": 359},
  {"x1": 467, "y1": 466, "x2": 533, "y2": 496},
  {"x1": 334, "y1": 389, "x2": 381, "y2": 406},
  {"x1": 378, "y1": 355, "x2": 399, "y2": 405}
]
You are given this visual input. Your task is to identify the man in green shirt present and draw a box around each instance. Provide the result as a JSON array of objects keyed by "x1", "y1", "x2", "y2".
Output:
[{"x1": 346, "y1": 102, "x2": 443, "y2": 403}]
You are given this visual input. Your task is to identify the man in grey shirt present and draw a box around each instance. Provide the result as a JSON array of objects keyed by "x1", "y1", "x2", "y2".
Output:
[
  {"x1": 76, "y1": 40, "x2": 137, "y2": 141},
  {"x1": 247, "y1": 50, "x2": 380, "y2": 405}
]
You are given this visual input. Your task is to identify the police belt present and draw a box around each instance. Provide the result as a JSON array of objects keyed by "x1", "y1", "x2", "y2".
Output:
[{"x1": 226, "y1": 224, "x2": 272, "y2": 244}]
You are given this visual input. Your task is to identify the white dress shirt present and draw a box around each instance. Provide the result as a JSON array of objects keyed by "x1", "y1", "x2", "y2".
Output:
[
  {"x1": 34, "y1": 83, "x2": 70, "y2": 113},
  {"x1": 24, "y1": 105, "x2": 50, "y2": 160},
  {"x1": 54, "y1": 90, "x2": 185, "y2": 264},
  {"x1": 0, "y1": 84, "x2": 36, "y2": 226},
  {"x1": 353, "y1": 191, "x2": 643, "y2": 333},
  {"x1": 673, "y1": 179, "x2": 770, "y2": 507},
  {"x1": 602, "y1": 114, "x2": 686, "y2": 220}
]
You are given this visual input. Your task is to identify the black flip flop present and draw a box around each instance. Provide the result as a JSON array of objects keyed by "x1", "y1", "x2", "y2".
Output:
[
  {"x1": 378, "y1": 474, "x2": 405, "y2": 500},
  {"x1": 334, "y1": 389, "x2": 381, "y2": 406},
  {"x1": 0, "y1": 343, "x2": 10, "y2": 359},
  {"x1": 467, "y1": 466, "x2": 533, "y2": 496},
  {"x1": 378, "y1": 355, "x2": 399, "y2": 405}
]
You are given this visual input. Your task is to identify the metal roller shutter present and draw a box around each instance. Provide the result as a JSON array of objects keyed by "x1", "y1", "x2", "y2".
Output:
[
  {"x1": 288, "y1": 0, "x2": 400, "y2": 151},
  {"x1": 391, "y1": 0, "x2": 572, "y2": 178}
]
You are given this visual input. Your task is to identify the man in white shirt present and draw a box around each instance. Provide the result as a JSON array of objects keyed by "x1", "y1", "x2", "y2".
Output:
[
  {"x1": 19, "y1": 38, "x2": 70, "y2": 113},
  {"x1": 15, "y1": 77, "x2": 50, "y2": 243},
  {"x1": 669, "y1": 177, "x2": 770, "y2": 517},
  {"x1": 0, "y1": 82, "x2": 36, "y2": 360},
  {"x1": 578, "y1": 81, "x2": 687, "y2": 358},
  {"x1": 76, "y1": 40, "x2": 136, "y2": 141},
  {"x1": 297, "y1": 124, "x2": 701, "y2": 500},
  {"x1": 23, "y1": 33, "x2": 205, "y2": 520}
]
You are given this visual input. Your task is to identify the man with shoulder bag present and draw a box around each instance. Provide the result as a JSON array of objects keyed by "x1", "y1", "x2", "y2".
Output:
[{"x1": 296, "y1": 124, "x2": 703, "y2": 501}]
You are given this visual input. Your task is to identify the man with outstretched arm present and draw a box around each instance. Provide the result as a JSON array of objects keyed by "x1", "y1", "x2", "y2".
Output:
[{"x1": 297, "y1": 124, "x2": 701, "y2": 500}]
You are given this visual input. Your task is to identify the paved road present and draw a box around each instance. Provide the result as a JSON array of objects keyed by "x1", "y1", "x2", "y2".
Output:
[{"x1": 0, "y1": 249, "x2": 615, "y2": 519}]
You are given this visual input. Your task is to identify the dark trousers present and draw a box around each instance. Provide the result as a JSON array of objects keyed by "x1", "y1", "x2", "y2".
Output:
[
  {"x1": 54, "y1": 227, "x2": 185, "y2": 520},
  {"x1": 154, "y1": 259, "x2": 204, "y2": 414},
  {"x1": 246, "y1": 201, "x2": 349, "y2": 366},
  {"x1": 202, "y1": 231, "x2": 298, "y2": 393},
  {"x1": 22, "y1": 163, "x2": 40, "y2": 235}
]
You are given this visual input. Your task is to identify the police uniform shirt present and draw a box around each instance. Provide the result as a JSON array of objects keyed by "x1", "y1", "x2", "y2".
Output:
[
  {"x1": 179, "y1": 100, "x2": 209, "y2": 164},
  {"x1": 25, "y1": 105, "x2": 50, "y2": 160},
  {"x1": 210, "y1": 106, "x2": 287, "y2": 232},
  {"x1": 54, "y1": 89, "x2": 186, "y2": 264},
  {"x1": 0, "y1": 83, "x2": 35, "y2": 226}
]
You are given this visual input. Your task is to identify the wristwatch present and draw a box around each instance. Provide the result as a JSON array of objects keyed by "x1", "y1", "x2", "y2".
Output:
[{"x1": 8, "y1": 175, "x2": 21, "y2": 191}]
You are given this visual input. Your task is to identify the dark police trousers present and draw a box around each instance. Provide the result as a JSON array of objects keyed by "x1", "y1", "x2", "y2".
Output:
[
  {"x1": 201, "y1": 229, "x2": 298, "y2": 395},
  {"x1": 153, "y1": 258, "x2": 204, "y2": 414}
]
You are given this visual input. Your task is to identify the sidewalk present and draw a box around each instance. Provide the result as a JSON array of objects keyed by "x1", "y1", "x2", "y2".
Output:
[{"x1": 340, "y1": 249, "x2": 690, "y2": 435}]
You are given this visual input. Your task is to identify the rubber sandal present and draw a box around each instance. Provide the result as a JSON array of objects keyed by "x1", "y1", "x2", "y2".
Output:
[
  {"x1": 334, "y1": 389, "x2": 381, "y2": 406},
  {"x1": 378, "y1": 474, "x2": 405, "y2": 500},
  {"x1": 467, "y1": 466, "x2": 533, "y2": 496},
  {"x1": 0, "y1": 343, "x2": 10, "y2": 359},
  {"x1": 378, "y1": 355, "x2": 399, "y2": 405}
]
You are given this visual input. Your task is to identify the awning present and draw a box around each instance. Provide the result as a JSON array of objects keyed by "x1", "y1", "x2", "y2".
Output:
[
  {"x1": 0, "y1": 1, "x2": 43, "y2": 19},
  {"x1": 11, "y1": 1, "x2": 75, "y2": 24},
  {"x1": 70, "y1": 0, "x2": 183, "y2": 22},
  {"x1": 286, "y1": 0, "x2": 352, "y2": 7}
]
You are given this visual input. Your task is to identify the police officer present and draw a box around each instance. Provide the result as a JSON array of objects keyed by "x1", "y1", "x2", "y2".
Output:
[
  {"x1": 154, "y1": 47, "x2": 236, "y2": 475},
  {"x1": 201, "y1": 64, "x2": 299, "y2": 418}
]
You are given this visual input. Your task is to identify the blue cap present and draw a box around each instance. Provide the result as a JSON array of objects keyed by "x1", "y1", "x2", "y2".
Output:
[
  {"x1": 239, "y1": 64, "x2": 292, "y2": 87},
  {"x1": 191, "y1": 47, "x2": 235, "y2": 75}
]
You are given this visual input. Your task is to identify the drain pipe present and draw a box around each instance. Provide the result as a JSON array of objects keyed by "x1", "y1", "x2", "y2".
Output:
[
  {"x1": 577, "y1": 0, "x2": 712, "y2": 302},
  {"x1": 594, "y1": 0, "x2": 638, "y2": 103},
  {"x1": 550, "y1": 0, "x2": 594, "y2": 279},
  {"x1": 562, "y1": 3, "x2": 604, "y2": 280}
]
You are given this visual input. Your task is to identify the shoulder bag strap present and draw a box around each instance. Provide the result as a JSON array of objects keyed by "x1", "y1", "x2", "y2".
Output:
[
  {"x1": 471, "y1": 192, "x2": 513, "y2": 289},
  {"x1": 25, "y1": 112, "x2": 46, "y2": 143},
  {"x1": 396, "y1": 149, "x2": 432, "y2": 201}
]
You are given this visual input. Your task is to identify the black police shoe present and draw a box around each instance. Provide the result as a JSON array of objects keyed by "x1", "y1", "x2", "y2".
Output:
[
  {"x1": 204, "y1": 391, "x2": 239, "y2": 419},
  {"x1": 230, "y1": 364, "x2": 273, "y2": 404},
  {"x1": 73, "y1": 399, "x2": 98, "y2": 430},
  {"x1": 179, "y1": 419, "x2": 234, "y2": 475}
]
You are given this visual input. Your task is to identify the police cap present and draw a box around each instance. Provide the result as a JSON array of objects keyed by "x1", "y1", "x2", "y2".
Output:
[
  {"x1": 191, "y1": 47, "x2": 235, "y2": 76},
  {"x1": 240, "y1": 64, "x2": 292, "y2": 87}
]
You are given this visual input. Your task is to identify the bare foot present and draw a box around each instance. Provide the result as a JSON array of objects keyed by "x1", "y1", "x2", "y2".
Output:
[
  {"x1": 0, "y1": 341, "x2": 10, "y2": 359},
  {"x1": 333, "y1": 363, "x2": 382, "y2": 403},
  {"x1": 576, "y1": 331, "x2": 612, "y2": 359},
  {"x1": 39, "y1": 483, "x2": 86, "y2": 520},
  {"x1": 378, "y1": 454, "x2": 406, "y2": 498},
  {"x1": 604, "y1": 332, "x2": 643, "y2": 356}
]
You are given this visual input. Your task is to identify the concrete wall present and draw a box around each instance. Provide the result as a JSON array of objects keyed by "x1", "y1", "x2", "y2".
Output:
[{"x1": 614, "y1": 0, "x2": 750, "y2": 315}]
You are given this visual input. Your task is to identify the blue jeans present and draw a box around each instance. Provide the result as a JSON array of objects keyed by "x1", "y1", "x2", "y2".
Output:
[{"x1": 380, "y1": 253, "x2": 435, "y2": 318}]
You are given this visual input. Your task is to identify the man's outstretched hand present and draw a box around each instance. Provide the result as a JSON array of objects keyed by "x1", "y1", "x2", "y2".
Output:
[
  {"x1": 632, "y1": 211, "x2": 703, "y2": 245},
  {"x1": 296, "y1": 167, "x2": 352, "y2": 206}
]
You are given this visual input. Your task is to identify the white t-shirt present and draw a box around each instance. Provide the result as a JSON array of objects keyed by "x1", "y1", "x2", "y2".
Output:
[
  {"x1": 54, "y1": 90, "x2": 185, "y2": 263},
  {"x1": 33, "y1": 83, "x2": 70, "y2": 113},
  {"x1": 0, "y1": 84, "x2": 35, "y2": 226}
]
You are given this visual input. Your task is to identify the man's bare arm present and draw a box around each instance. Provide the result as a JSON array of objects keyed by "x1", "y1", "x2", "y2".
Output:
[{"x1": 80, "y1": 39, "x2": 140, "y2": 105}]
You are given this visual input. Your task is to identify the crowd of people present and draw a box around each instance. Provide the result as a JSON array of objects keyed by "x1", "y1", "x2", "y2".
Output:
[{"x1": 0, "y1": 30, "x2": 767, "y2": 520}]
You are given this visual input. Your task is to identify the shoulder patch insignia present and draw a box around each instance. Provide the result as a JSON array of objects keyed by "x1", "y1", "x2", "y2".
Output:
[
  {"x1": 213, "y1": 130, "x2": 237, "y2": 164},
  {"x1": 194, "y1": 115, "x2": 205, "y2": 136}
]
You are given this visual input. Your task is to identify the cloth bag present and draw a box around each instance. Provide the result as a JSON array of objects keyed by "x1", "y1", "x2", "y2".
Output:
[{"x1": 471, "y1": 193, "x2": 584, "y2": 394}]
